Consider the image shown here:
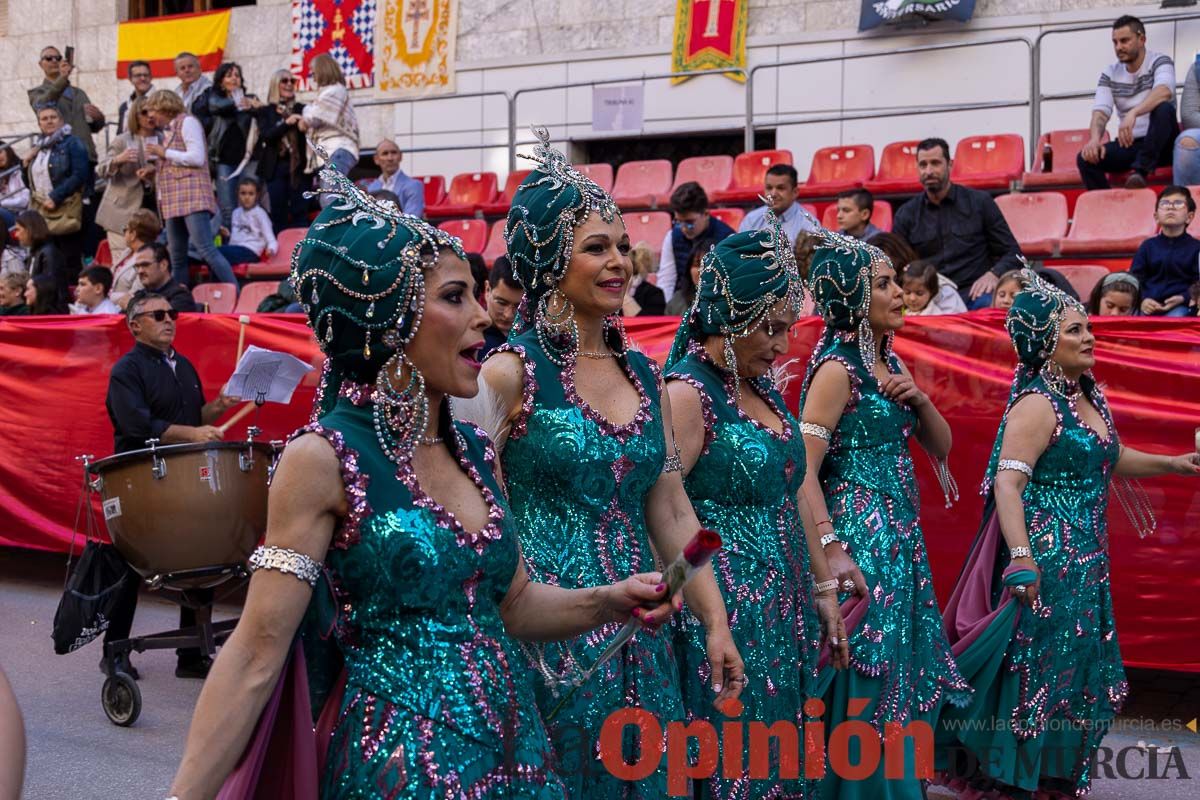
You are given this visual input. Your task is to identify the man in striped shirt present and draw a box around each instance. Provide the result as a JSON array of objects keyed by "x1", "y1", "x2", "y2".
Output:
[{"x1": 1077, "y1": 15, "x2": 1177, "y2": 190}]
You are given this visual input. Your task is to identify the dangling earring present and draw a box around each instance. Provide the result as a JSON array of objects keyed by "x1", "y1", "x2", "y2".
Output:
[
  {"x1": 535, "y1": 286, "x2": 578, "y2": 367},
  {"x1": 1040, "y1": 359, "x2": 1076, "y2": 399},
  {"x1": 722, "y1": 335, "x2": 741, "y2": 401},
  {"x1": 856, "y1": 315, "x2": 876, "y2": 372},
  {"x1": 602, "y1": 313, "x2": 629, "y2": 355},
  {"x1": 373, "y1": 351, "x2": 428, "y2": 464}
]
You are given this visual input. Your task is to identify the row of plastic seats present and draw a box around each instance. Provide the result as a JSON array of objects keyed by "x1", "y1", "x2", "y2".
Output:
[
  {"x1": 996, "y1": 187, "x2": 1193, "y2": 256},
  {"x1": 443, "y1": 200, "x2": 898, "y2": 267},
  {"x1": 192, "y1": 281, "x2": 280, "y2": 314},
  {"x1": 1022, "y1": 129, "x2": 1173, "y2": 188}
]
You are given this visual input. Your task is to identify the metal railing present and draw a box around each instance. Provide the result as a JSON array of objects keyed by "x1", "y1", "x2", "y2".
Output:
[
  {"x1": 744, "y1": 36, "x2": 1034, "y2": 153},
  {"x1": 355, "y1": 90, "x2": 514, "y2": 167},
  {"x1": 1032, "y1": 11, "x2": 1200, "y2": 163}
]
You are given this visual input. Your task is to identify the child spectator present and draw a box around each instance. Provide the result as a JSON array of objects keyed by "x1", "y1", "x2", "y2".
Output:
[
  {"x1": 25, "y1": 273, "x2": 66, "y2": 314},
  {"x1": 902, "y1": 259, "x2": 967, "y2": 315},
  {"x1": 1130, "y1": 185, "x2": 1200, "y2": 316},
  {"x1": 217, "y1": 177, "x2": 278, "y2": 268},
  {"x1": 0, "y1": 271, "x2": 29, "y2": 315},
  {"x1": 991, "y1": 270, "x2": 1026, "y2": 311},
  {"x1": 623, "y1": 243, "x2": 665, "y2": 317},
  {"x1": 1087, "y1": 272, "x2": 1142, "y2": 316},
  {"x1": 835, "y1": 189, "x2": 883, "y2": 240},
  {"x1": 71, "y1": 266, "x2": 121, "y2": 314}
]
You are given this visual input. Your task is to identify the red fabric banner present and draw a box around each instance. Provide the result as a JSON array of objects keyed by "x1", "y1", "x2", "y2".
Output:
[
  {"x1": 1, "y1": 313, "x2": 1198, "y2": 671},
  {"x1": 670, "y1": 0, "x2": 748, "y2": 84}
]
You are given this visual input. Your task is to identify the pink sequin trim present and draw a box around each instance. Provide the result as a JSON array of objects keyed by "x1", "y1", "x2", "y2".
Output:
[
  {"x1": 491, "y1": 343, "x2": 538, "y2": 441},
  {"x1": 289, "y1": 423, "x2": 370, "y2": 550},
  {"x1": 666, "y1": 373, "x2": 717, "y2": 455},
  {"x1": 562, "y1": 350, "x2": 654, "y2": 443},
  {"x1": 689, "y1": 341, "x2": 794, "y2": 442}
]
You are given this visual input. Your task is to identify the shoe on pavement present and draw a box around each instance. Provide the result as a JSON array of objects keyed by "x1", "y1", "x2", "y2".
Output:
[{"x1": 175, "y1": 657, "x2": 212, "y2": 679}]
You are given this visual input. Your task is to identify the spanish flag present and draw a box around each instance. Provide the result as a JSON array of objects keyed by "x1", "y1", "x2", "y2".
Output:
[{"x1": 116, "y1": 9, "x2": 231, "y2": 79}]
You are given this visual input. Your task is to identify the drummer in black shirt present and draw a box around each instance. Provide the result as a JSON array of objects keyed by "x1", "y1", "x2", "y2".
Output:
[{"x1": 103, "y1": 291, "x2": 238, "y2": 679}]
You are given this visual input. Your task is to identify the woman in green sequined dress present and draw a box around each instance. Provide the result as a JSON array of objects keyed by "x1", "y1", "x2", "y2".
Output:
[
  {"x1": 169, "y1": 166, "x2": 684, "y2": 800},
  {"x1": 798, "y1": 228, "x2": 971, "y2": 800},
  {"x1": 664, "y1": 222, "x2": 849, "y2": 799},
  {"x1": 936, "y1": 271, "x2": 1200, "y2": 799},
  {"x1": 479, "y1": 130, "x2": 745, "y2": 799}
]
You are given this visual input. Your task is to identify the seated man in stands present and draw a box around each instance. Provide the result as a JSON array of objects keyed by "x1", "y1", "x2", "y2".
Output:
[
  {"x1": 1077, "y1": 15, "x2": 1177, "y2": 190},
  {"x1": 1130, "y1": 185, "x2": 1200, "y2": 317},
  {"x1": 835, "y1": 188, "x2": 883, "y2": 240},
  {"x1": 480, "y1": 256, "x2": 523, "y2": 359},
  {"x1": 739, "y1": 163, "x2": 815, "y2": 245},
  {"x1": 132, "y1": 243, "x2": 198, "y2": 313},
  {"x1": 367, "y1": 139, "x2": 425, "y2": 217},
  {"x1": 103, "y1": 290, "x2": 237, "y2": 679},
  {"x1": 893, "y1": 137, "x2": 1022, "y2": 310},
  {"x1": 656, "y1": 181, "x2": 735, "y2": 309}
]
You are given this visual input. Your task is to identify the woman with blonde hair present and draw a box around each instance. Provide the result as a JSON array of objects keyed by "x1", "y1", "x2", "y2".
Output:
[
  {"x1": 110, "y1": 208, "x2": 163, "y2": 309},
  {"x1": 96, "y1": 96, "x2": 159, "y2": 263},
  {"x1": 143, "y1": 89, "x2": 236, "y2": 287},
  {"x1": 254, "y1": 69, "x2": 310, "y2": 231},
  {"x1": 621, "y1": 241, "x2": 665, "y2": 316},
  {"x1": 301, "y1": 53, "x2": 359, "y2": 201}
]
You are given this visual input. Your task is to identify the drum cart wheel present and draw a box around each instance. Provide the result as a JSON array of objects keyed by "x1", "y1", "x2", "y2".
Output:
[{"x1": 101, "y1": 671, "x2": 141, "y2": 726}]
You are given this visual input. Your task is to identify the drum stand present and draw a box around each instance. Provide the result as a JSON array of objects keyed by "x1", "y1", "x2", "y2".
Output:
[{"x1": 100, "y1": 564, "x2": 248, "y2": 726}]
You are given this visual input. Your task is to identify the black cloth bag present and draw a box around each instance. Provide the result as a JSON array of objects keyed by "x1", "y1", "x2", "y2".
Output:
[{"x1": 51, "y1": 542, "x2": 133, "y2": 655}]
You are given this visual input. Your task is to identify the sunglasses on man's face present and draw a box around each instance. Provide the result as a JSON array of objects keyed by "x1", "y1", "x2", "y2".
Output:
[
  {"x1": 134, "y1": 309, "x2": 180, "y2": 322},
  {"x1": 42, "y1": 55, "x2": 62, "y2": 62}
]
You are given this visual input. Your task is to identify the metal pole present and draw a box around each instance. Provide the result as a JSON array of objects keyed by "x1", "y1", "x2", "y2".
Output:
[
  {"x1": 744, "y1": 70, "x2": 755, "y2": 153},
  {"x1": 508, "y1": 94, "x2": 517, "y2": 174},
  {"x1": 1031, "y1": 31, "x2": 1043, "y2": 167}
]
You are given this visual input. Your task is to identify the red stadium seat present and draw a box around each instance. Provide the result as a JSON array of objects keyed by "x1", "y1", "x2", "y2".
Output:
[
  {"x1": 710, "y1": 207, "x2": 745, "y2": 229},
  {"x1": 995, "y1": 192, "x2": 1069, "y2": 257},
  {"x1": 419, "y1": 175, "x2": 447, "y2": 208},
  {"x1": 672, "y1": 155, "x2": 733, "y2": 198},
  {"x1": 232, "y1": 228, "x2": 307, "y2": 280},
  {"x1": 796, "y1": 145, "x2": 875, "y2": 199},
  {"x1": 575, "y1": 163, "x2": 614, "y2": 193},
  {"x1": 712, "y1": 149, "x2": 794, "y2": 204},
  {"x1": 821, "y1": 200, "x2": 893, "y2": 233},
  {"x1": 952, "y1": 134, "x2": 1025, "y2": 191},
  {"x1": 191, "y1": 283, "x2": 237, "y2": 314},
  {"x1": 864, "y1": 141, "x2": 922, "y2": 195},
  {"x1": 1054, "y1": 265, "x2": 1110, "y2": 299},
  {"x1": 480, "y1": 170, "x2": 532, "y2": 216},
  {"x1": 234, "y1": 281, "x2": 279, "y2": 314},
  {"x1": 611, "y1": 160, "x2": 673, "y2": 209},
  {"x1": 1058, "y1": 189, "x2": 1157, "y2": 255},
  {"x1": 623, "y1": 212, "x2": 672, "y2": 257},
  {"x1": 93, "y1": 239, "x2": 113, "y2": 267},
  {"x1": 1022, "y1": 130, "x2": 1099, "y2": 189},
  {"x1": 426, "y1": 172, "x2": 499, "y2": 219},
  {"x1": 438, "y1": 219, "x2": 489, "y2": 253},
  {"x1": 482, "y1": 221, "x2": 508, "y2": 266}
]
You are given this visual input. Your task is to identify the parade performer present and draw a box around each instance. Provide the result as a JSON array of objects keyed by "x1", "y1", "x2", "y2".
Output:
[
  {"x1": 936, "y1": 269, "x2": 1200, "y2": 799},
  {"x1": 167, "y1": 165, "x2": 684, "y2": 799},
  {"x1": 663, "y1": 216, "x2": 849, "y2": 798},
  {"x1": 799, "y1": 226, "x2": 971, "y2": 800},
  {"x1": 479, "y1": 128, "x2": 745, "y2": 798}
]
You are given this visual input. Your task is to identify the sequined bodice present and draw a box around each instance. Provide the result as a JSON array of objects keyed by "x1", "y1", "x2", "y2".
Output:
[
  {"x1": 499, "y1": 334, "x2": 666, "y2": 586},
  {"x1": 821, "y1": 344, "x2": 919, "y2": 511}
]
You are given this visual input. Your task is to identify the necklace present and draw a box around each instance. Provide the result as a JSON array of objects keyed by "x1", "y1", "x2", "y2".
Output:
[
  {"x1": 418, "y1": 435, "x2": 443, "y2": 446},
  {"x1": 577, "y1": 349, "x2": 615, "y2": 359}
]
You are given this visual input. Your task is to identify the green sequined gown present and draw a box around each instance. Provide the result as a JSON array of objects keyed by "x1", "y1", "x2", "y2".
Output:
[
  {"x1": 668, "y1": 347, "x2": 822, "y2": 799},
  {"x1": 806, "y1": 338, "x2": 971, "y2": 800},
  {"x1": 936, "y1": 376, "x2": 1127, "y2": 798},
  {"x1": 496, "y1": 332, "x2": 684, "y2": 799},
  {"x1": 303, "y1": 385, "x2": 566, "y2": 799}
]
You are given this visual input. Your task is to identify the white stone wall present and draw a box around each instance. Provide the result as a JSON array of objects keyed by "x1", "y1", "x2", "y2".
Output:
[{"x1": 0, "y1": 0, "x2": 1190, "y2": 181}]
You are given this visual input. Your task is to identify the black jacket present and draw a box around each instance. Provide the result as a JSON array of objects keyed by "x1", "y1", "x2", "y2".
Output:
[
  {"x1": 29, "y1": 241, "x2": 72, "y2": 305},
  {"x1": 204, "y1": 90, "x2": 256, "y2": 167},
  {"x1": 106, "y1": 342, "x2": 205, "y2": 453},
  {"x1": 253, "y1": 101, "x2": 306, "y2": 182}
]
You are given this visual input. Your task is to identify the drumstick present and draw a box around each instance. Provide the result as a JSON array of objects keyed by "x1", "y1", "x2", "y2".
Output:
[
  {"x1": 217, "y1": 403, "x2": 256, "y2": 435},
  {"x1": 234, "y1": 314, "x2": 251, "y2": 369}
]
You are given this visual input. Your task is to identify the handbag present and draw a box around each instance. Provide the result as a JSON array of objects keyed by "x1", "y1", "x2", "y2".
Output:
[
  {"x1": 33, "y1": 190, "x2": 83, "y2": 236},
  {"x1": 51, "y1": 541, "x2": 134, "y2": 655}
]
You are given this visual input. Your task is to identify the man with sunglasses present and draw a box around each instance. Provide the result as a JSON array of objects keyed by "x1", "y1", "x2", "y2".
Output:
[
  {"x1": 103, "y1": 290, "x2": 238, "y2": 678},
  {"x1": 655, "y1": 181, "x2": 735, "y2": 311},
  {"x1": 131, "y1": 242, "x2": 198, "y2": 313},
  {"x1": 28, "y1": 46, "x2": 105, "y2": 164}
]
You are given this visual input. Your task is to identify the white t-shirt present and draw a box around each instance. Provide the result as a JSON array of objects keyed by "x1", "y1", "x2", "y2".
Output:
[
  {"x1": 229, "y1": 205, "x2": 278, "y2": 256},
  {"x1": 1093, "y1": 50, "x2": 1176, "y2": 139}
]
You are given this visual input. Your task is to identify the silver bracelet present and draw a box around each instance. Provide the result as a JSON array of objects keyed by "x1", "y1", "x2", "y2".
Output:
[
  {"x1": 800, "y1": 422, "x2": 832, "y2": 442},
  {"x1": 662, "y1": 446, "x2": 683, "y2": 474},
  {"x1": 820, "y1": 532, "x2": 841, "y2": 548},
  {"x1": 813, "y1": 578, "x2": 839, "y2": 595},
  {"x1": 1009, "y1": 545, "x2": 1032, "y2": 559},
  {"x1": 248, "y1": 545, "x2": 322, "y2": 588},
  {"x1": 997, "y1": 459, "x2": 1034, "y2": 478}
]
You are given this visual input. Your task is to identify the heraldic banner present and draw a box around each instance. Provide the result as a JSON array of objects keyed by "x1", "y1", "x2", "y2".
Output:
[
  {"x1": 376, "y1": 0, "x2": 459, "y2": 97},
  {"x1": 859, "y1": 0, "x2": 977, "y2": 32},
  {"x1": 671, "y1": 0, "x2": 748, "y2": 85},
  {"x1": 292, "y1": 0, "x2": 377, "y2": 90}
]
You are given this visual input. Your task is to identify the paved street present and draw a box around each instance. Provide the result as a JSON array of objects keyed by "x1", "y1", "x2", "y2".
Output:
[{"x1": 2, "y1": 547, "x2": 1198, "y2": 798}]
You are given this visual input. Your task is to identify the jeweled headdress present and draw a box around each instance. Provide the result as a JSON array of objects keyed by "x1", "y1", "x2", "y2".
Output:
[
  {"x1": 292, "y1": 160, "x2": 466, "y2": 442},
  {"x1": 1005, "y1": 264, "x2": 1087, "y2": 370},
  {"x1": 505, "y1": 127, "x2": 621, "y2": 340},
  {"x1": 666, "y1": 206, "x2": 805, "y2": 374}
]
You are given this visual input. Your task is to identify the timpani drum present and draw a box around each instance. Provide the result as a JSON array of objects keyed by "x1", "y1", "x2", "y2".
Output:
[{"x1": 87, "y1": 440, "x2": 275, "y2": 587}]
